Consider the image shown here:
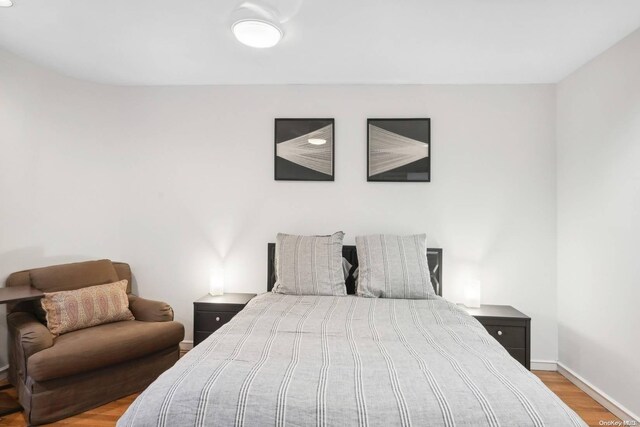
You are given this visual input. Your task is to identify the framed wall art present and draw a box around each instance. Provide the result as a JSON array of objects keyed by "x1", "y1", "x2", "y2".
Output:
[
  {"x1": 367, "y1": 118, "x2": 431, "y2": 182},
  {"x1": 275, "y1": 118, "x2": 334, "y2": 181}
]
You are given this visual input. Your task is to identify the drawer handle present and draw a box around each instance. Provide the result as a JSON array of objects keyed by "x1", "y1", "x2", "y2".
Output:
[
  {"x1": 216, "y1": 317, "x2": 220, "y2": 322},
  {"x1": 497, "y1": 330, "x2": 503, "y2": 336}
]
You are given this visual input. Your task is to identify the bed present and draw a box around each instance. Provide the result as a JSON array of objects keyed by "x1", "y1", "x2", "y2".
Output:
[{"x1": 118, "y1": 246, "x2": 585, "y2": 427}]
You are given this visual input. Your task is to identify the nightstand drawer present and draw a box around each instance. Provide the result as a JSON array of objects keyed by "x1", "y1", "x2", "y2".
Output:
[
  {"x1": 464, "y1": 305, "x2": 530, "y2": 370},
  {"x1": 195, "y1": 302, "x2": 245, "y2": 312},
  {"x1": 193, "y1": 293, "x2": 256, "y2": 348},
  {"x1": 195, "y1": 311, "x2": 237, "y2": 331},
  {"x1": 484, "y1": 325, "x2": 526, "y2": 349}
]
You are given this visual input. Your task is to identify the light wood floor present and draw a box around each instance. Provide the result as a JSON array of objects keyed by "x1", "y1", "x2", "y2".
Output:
[
  {"x1": 0, "y1": 372, "x2": 621, "y2": 426},
  {"x1": 534, "y1": 371, "x2": 621, "y2": 426}
]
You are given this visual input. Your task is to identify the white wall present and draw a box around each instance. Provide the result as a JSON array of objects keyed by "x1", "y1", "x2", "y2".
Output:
[
  {"x1": 0, "y1": 49, "x2": 558, "y2": 368},
  {"x1": 557, "y1": 28, "x2": 640, "y2": 418},
  {"x1": 0, "y1": 50, "x2": 129, "y2": 370}
]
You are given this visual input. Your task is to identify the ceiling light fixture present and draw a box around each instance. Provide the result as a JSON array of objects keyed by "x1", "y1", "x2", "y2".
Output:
[
  {"x1": 232, "y1": 19, "x2": 282, "y2": 48},
  {"x1": 308, "y1": 138, "x2": 327, "y2": 145},
  {"x1": 0, "y1": 0, "x2": 13, "y2": 7}
]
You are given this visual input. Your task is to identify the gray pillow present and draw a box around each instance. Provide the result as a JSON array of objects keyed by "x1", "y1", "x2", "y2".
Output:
[
  {"x1": 355, "y1": 234, "x2": 434, "y2": 299},
  {"x1": 272, "y1": 232, "x2": 347, "y2": 296}
]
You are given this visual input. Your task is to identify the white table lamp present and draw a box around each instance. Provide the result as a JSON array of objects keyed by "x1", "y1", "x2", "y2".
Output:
[
  {"x1": 464, "y1": 280, "x2": 482, "y2": 308},
  {"x1": 209, "y1": 267, "x2": 225, "y2": 296}
]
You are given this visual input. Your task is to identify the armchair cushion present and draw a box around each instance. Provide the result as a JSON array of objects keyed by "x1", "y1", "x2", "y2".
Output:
[
  {"x1": 27, "y1": 259, "x2": 122, "y2": 323},
  {"x1": 30, "y1": 259, "x2": 120, "y2": 293},
  {"x1": 128, "y1": 295, "x2": 174, "y2": 322},
  {"x1": 27, "y1": 319, "x2": 184, "y2": 382}
]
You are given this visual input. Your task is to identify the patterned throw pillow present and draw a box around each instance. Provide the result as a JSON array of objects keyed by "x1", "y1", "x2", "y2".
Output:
[
  {"x1": 41, "y1": 280, "x2": 134, "y2": 336},
  {"x1": 273, "y1": 232, "x2": 347, "y2": 296},
  {"x1": 355, "y1": 234, "x2": 434, "y2": 299}
]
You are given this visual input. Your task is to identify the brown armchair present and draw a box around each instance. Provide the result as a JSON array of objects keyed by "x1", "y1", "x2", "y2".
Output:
[{"x1": 5, "y1": 259, "x2": 184, "y2": 425}]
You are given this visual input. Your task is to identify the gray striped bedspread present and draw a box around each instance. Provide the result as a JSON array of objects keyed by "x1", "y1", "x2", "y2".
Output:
[{"x1": 118, "y1": 293, "x2": 586, "y2": 427}]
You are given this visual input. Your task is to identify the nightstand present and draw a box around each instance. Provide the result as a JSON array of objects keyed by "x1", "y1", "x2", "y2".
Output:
[
  {"x1": 193, "y1": 293, "x2": 256, "y2": 347},
  {"x1": 461, "y1": 304, "x2": 531, "y2": 370}
]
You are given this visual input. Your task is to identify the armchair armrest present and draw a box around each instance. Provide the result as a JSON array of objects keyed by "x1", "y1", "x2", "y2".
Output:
[
  {"x1": 128, "y1": 294, "x2": 174, "y2": 322},
  {"x1": 7, "y1": 311, "x2": 54, "y2": 381},
  {"x1": 7, "y1": 311, "x2": 54, "y2": 358}
]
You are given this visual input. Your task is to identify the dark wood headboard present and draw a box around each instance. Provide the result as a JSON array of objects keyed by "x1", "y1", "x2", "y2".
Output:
[{"x1": 267, "y1": 243, "x2": 443, "y2": 296}]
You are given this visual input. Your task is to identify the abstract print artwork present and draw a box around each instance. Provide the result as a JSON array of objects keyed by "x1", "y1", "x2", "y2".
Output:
[
  {"x1": 367, "y1": 118, "x2": 431, "y2": 182},
  {"x1": 275, "y1": 118, "x2": 334, "y2": 181}
]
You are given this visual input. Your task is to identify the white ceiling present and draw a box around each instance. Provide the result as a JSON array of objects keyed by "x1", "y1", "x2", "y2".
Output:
[{"x1": 1, "y1": 0, "x2": 639, "y2": 86}]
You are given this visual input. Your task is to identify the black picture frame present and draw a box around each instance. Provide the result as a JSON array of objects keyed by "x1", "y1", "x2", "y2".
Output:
[
  {"x1": 367, "y1": 118, "x2": 431, "y2": 182},
  {"x1": 275, "y1": 118, "x2": 335, "y2": 181}
]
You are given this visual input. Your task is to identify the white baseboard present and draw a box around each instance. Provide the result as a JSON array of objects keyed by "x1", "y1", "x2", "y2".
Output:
[
  {"x1": 557, "y1": 362, "x2": 639, "y2": 422},
  {"x1": 530, "y1": 359, "x2": 557, "y2": 371}
]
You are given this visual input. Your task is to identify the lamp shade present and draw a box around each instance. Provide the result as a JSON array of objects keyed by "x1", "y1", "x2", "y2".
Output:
[
  {"x1": 464, "y1": 280, "x2": 482, "y2": 308},
  {"x1": 209, "y1": 267, "x2": 225, "y2": 296}
]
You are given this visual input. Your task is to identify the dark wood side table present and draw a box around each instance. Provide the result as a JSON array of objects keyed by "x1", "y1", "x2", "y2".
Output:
[
  {"x1": 0, "y1": 286, "x2": 44, "y2": 416},
  {"x1": 461, "y1": 304, "x2": 531, "y2": 370},
  {"x1": 193, "y1": 293, "x2": 256, "y2": 347}
]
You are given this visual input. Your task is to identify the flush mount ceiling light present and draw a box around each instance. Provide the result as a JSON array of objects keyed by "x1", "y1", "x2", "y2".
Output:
[
  {"x1": 232, "y1": 19, "x2": 282, "y2": 48},
  {"x1": 0, "y1": 0, "x2": 13, "y2": 7},
  {"x1": 308, "y1": 138, "x2": 327, "y2": 145}
]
